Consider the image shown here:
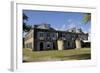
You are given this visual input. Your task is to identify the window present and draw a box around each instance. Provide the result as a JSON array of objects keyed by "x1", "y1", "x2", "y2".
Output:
[
  {"x1": 71, "y1": 34, "x2": 75, "y2": 40},
  {"x1": 66, "y1": 34, "x2": 70, "y2": 39},
  {"x1": 47, "y1": 44, "x2": 50, "y2": 48},
  {"x1": 46, "y1": 42, "x2": 51, "y2": 49},
  {"x1": 52, "y1": 33, "x2": 55, "y2": 37},
  {"x1": 52, "y1": 33, "x2": 57, "y2": 40},
  {"x1": 72, "y1": 30, "x2": 74, "y2": 32},
  {"x1": 40, "y1": 33, "x2": 43, "y2": 37},
  {"x1": 61, "y1": 34, "x2": 64, "y2": 37},
  {"x1": 47, "y1": 33, "x2": 50, "y2": 37},
  {"x1": 38, "y1": 32, "x2": 44, "y2": 37}
]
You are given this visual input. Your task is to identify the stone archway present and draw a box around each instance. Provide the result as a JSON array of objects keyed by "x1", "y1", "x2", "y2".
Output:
[
  {"x1": 53, "y1": 42, "x2": 56, "y2": 50},
  {"x1": 40, "y1": 42, "x2": 44, "y2": 51}
]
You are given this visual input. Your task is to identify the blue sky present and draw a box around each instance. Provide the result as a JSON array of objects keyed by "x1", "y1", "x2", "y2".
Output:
[{"x1": 23, "y1": 10, "x2": 91, "y2": 33}]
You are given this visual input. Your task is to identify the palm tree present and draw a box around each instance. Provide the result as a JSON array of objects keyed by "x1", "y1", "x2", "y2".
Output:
[{"x1": 83, "y1": 13, "x2": 91, "y2": 24}]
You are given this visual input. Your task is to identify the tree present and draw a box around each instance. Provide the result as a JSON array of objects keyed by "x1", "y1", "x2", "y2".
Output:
[
  {"x1": 83, "y1": 13, "x2": 91, "y2": 24},
  {"x1": 23, "y1": 13, "x2": 28, "y2": 20},
  {"x1": 23, "y1": 13, "x2": 32, "y2": 48},
  {"x1": 23, "y1": 13, "x2": 32, "y2": 32}
]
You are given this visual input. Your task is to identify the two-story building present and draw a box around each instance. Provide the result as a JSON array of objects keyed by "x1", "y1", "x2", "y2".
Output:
[{"x1": 24, "y1": 23, "x2": 88, "y2": 51}]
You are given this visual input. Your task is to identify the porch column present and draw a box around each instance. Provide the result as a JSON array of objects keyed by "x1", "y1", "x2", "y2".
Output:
[
  {"x1": 57, "y1": 39, "x2": 64, "y2": 50},
  {"x1": 75, "y1": 39, "x2": 81, "y2": 49}
]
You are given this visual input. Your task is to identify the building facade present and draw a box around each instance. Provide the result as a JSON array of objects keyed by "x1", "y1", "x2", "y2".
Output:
[{"x1": 24, "y1": 24, "x2": 89, "y2": 51}]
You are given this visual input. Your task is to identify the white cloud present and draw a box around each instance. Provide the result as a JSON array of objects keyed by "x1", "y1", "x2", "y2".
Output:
[
  {"x1": 60, "y1": 24, "x2": 67, "y2": 31},
  {"x1": 58, "y1": 19, "x2": 89, "y2": 31},
  {"x1": 60, "y1": 22, "x2": 78, "y2": 31},
  {"x1": 67, "y1": 23, "x2": 77, "y2": 29},
  {"x1": 59, "y1": 23, "x2": 76, "y2": 31},
  {"x1": 67, "y1": 19, "x2": 81, "y2": 30}
]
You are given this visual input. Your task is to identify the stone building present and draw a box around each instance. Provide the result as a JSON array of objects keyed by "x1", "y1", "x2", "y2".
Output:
[{"x1": 24, "y1": 23, "x2": 88, "y2": 51}]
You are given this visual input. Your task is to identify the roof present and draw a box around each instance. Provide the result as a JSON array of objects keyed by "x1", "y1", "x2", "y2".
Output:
[
  {"x1": 83, "y1": 40, "x2": 91, "y2": 43},
  {"x1": 33, "y1": 23, "x2": 55, "y2": 30},
  {"x1": 33, "y1": 24, "x2": 86, "y2": 34},
  {"x1": 67, "y1": 27, "x2": 84, "y2": 33}
]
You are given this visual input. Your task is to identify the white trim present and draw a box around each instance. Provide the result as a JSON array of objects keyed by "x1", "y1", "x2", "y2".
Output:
[{"x1": 11, "y1": 1, "x2": 17, "y2": 71}]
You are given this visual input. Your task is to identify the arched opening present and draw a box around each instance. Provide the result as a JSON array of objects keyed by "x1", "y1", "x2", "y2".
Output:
[
  {"x1": 40, "y1": 42, "x2": 44, "y2": 51},
  {"x1": 68, "y1": 42, "x2": 70, "y2": 48},
  {"x1": 53, "y1": 42, "x2": 56, "y2": 50}
]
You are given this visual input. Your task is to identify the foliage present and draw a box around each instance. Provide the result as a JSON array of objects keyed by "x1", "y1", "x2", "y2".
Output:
[
  {"x1": 83, "y1": 13, "x2": 91, "y2": 24},
  {"x1": 23, "y1": 13, "x2": 32, "y2": 32}
]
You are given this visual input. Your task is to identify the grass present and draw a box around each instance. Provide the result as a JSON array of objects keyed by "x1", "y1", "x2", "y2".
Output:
[{"x1": 23, "y1": 48, "x2": 91, "y2": 62}]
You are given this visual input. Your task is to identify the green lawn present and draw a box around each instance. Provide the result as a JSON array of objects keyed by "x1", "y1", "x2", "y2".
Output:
[{"x1": 23, "y1": 48, "x2": 91, "y2": 62}]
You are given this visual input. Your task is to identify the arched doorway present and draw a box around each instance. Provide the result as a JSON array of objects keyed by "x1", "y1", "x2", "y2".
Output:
[
  {"x1": 40, "y1": 42, "x2": 44, "y2": 51},
  {"x1": 53, "y1": 42, "x2": 56, "y2": 50}
]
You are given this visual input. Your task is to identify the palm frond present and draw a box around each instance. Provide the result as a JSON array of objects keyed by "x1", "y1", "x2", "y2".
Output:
[{"x1": 83, "y1": 13, "x2": 91, "y2": 24}]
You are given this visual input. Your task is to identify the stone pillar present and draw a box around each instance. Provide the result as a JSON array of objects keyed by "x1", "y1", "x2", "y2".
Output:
[
  {"x1": 57, "y1": 39, "x2": 64, "y2": 50},
  {"x1": 75, "y1": 39, "x2": 81, "y2": 49}
]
